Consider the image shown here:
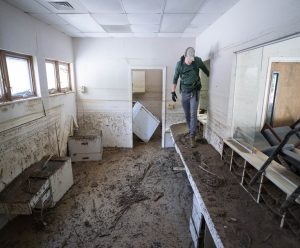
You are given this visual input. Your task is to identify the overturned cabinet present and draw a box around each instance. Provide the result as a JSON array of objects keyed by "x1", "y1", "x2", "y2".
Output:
[
  {"x1": 133, "y1": 101, "x2": 160, "y2": 142},
  {"x1": 0, "y1": 156, "x2": 73, "y2": 215}
]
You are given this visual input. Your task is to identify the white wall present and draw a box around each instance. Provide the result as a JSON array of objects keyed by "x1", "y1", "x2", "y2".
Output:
[
  {"x1": 0, "y1": 0, "x2": 75, "y2": 205},
  {"x1": 195, "y1": 0, "x2": 300, "y2": 152},
  {"x1": 73, "y1": 37, "x2": 194, "y2": 147}
]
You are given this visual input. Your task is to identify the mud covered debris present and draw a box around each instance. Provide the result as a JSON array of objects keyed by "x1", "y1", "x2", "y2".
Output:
[{"x1": 0, "y1": 131, "x2": 193, "y2": 248}]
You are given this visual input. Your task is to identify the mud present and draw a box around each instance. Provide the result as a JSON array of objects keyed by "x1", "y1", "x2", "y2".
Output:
[
  {"x1": 0, "y1": 131, "x2": 193, "y2": 248},
  {"x1": 171, "y1": 123, "x2": 300, "y2": 248}
]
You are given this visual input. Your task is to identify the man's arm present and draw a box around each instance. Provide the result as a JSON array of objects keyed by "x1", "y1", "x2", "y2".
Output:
[
  {"x1": 171, "y1": 62, "x2": 180, "y2": 102},
  {"x1": 198, "y1": 57, "x2": 209, "y2": 77},
  {"x1": 172, "y1": 61, "x2": 180, "y2": 91},
  {"x1": 172, "y1": 83, "x2": 176, "y2": 92}
]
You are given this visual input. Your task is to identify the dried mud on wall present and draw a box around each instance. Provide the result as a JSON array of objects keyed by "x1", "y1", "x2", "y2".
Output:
[
  {"x1": 77, "y1": 112, "x2": 131, "y2": 147},
  {"x1": 0, "y1": 108, "x2": 74, "y2": 192}
]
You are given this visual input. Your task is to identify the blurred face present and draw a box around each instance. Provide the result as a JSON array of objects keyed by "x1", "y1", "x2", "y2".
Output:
[{"x1": 184, "y1": 57, "x2": 193, "y2": 65}]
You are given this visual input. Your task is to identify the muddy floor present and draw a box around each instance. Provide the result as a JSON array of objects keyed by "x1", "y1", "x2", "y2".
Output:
[
  {"x1": 0, "y1": 131, "x2": 193, "y2": 248},
  {"x1": 171, "y1": 123, "x2": 300, "y2": 248}
]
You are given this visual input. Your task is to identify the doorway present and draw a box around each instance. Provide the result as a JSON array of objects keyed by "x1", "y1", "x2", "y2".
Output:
[
  {"x1": 265, "y1": 62, "x2": 300, "y2": 127},
  {"x1": 130, "y1": 67, "x2": 166, "y2": 147}
]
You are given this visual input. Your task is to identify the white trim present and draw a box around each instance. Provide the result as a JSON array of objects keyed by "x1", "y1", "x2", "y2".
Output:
[
  {"x1": 261, "y1": 57, "x2": 300, "y2": 128},
  {"x1": 129, "y1": 66, "x2": 167, "y2": 148}
]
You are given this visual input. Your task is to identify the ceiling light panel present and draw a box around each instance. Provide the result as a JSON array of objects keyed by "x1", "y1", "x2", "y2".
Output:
[
  {"x1": 79, "y1": 0, "x2": 124, "y2": 13},
  {"x1": 36, "y1": 0, "x2": 88, "y2": 13},
  {"x1": 101, "y1": 25, "x2": 131, "y2": 33},
  {"x1": 5, "y1": 0, "x2": 50, "y2": 13},
  {"x1": 198, "y1": 0, "x2": 240, "y2": 13},
  {"x1": 59, "y1": 14, "x2": 105, "y2": 32},
  {"x1": 160, "y1": 14, "x2": 195, "y2": 33},
  {"x1": 92, "y1": 14, "x2": 129, "y2": 25},
  {"x1": 122, "y1": 0, "x2": 164, "y2": 13},
  {"x1": 131, "y1": 24, "x2": 159, "y2": 33},
  {"x1": 165, "y1": 0, "x2": 205, "y2": 13},
  {"x1": 127, "y1": 14, "x2": 161, "y2": 24},
  {"x1": 31, "y1": 13, "x2": 68, "y2": 25}
]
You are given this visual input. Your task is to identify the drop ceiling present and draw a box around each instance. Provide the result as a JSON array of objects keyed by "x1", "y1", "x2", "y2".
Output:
[{"x1": 5, "y1": 0, "x2": 240, "y2": 38}]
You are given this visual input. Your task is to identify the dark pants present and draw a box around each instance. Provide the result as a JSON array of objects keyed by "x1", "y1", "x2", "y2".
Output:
[{"x1": 181, "y1": 90, "x2": 199, "y2": 138}]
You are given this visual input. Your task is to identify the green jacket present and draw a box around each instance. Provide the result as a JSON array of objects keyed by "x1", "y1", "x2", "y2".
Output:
[{"x1": 173, "y1": 56, "x2": 209, "y2": 93}]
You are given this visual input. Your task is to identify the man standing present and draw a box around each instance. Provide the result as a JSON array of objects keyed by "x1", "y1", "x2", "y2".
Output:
[{"x1": 171, "y1": 47, "x2": 209, "y2": 148}]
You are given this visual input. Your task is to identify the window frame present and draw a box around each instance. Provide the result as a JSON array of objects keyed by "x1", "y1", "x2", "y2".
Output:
[
  {"x1": 46, "y1": 59, "x2": 71, "y2": 94},
  {"x1": 0, "y1": 50, "x2": 36, "y2": 102}
]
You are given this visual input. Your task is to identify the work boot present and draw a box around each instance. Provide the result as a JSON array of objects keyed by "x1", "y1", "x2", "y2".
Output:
[{"x1": 190, "y1": 137, "x2": 196, "y2": 148}]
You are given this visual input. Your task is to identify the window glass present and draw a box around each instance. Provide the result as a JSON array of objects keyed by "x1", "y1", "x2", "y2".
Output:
[
  {"x1": 59, "y1": 63, "x2": 70, "y2": 90},
  {"x1": 46, "y1": 61, "x2": 57, "y2": 93},
  {"x1": 6, "y1": 56, "x2": 33, "y2": 98}
]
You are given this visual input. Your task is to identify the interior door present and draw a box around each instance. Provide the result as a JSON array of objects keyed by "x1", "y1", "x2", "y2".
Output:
[{"x1": 268, "y1": 62, "x2": 300, "y2": 127}]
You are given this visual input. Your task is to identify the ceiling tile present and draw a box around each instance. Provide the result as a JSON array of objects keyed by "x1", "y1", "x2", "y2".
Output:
[
  {"x1": 92, "y1": 14, "x2": 129, "y2": 25},
  {"x1": 5, "y1": 0, "x2": 50, "y2": 13},
  {"x1": 53, "y1": 24, "x2": 81, "y2": 34},
  {"x1": 160, "y1": 14, "x2": 195, "y2": 33},
  {"x1": 181, "y1": 33, "x2": 196, "y2": 38},
  {"x1": 79, "y1": 0, "x2": 124, "y2": 13},
  {"x1": 165, "y1": 0, "x2": 205, "y2": 13},
  {"x1": 127, "y1": 14, "x2": 161, "y2": 24},
  {"x1": 122, "y1": 0, "x2": 164, "y2": 13},
  {"x1": 184, "y1": 27, "x2": 199, "y2": 34},
  {"x1": 190, "y1": 13, "x2": 221, "y2": 28},
  {"x1": 31, "y1": 13, "x2": 68, "y2": 25},
  {"x1": 131, "y1": 24, "x2": 159, "y2": 33},
  {"x1": 36, "y1": 0, "x2": 88, "y2": 13},
  {"x1": 59, "y1": 14, "x2": 105, "y2": 32},
  {"x1": 198, "y1": 0, "x2": 240, "y2": 14},
  {"x1": 101, "y1": 25, "x2": 132, "y2": 33}
]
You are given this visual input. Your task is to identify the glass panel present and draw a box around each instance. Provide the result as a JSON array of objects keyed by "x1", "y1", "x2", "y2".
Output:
[
  {"x1": 6, "y1": 56, "x2": 33, "y2": 98},
  {"x1": 232, "y1": 48, "x2": 263, "y2": 151},
  {"x1": 59, "y1": 63, "x2": 70, "y2": 90},
  {"x1": 46, "y1": 61, "x2": 57, "y2": 93}
]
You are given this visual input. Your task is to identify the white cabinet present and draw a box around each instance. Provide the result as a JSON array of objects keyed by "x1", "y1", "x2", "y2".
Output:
[
  {"x1": 133, "y1": 101, "x2": 160, "y2": 142},
  {"x1": 68, "y1": 133, "x2": 103, "y2": 162}
]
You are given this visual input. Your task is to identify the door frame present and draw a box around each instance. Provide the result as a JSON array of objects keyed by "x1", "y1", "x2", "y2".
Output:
[
  {"x1": 261, "y1": 57, "x2": 300, "y2": 127},
  {"x1": 128, "y1": 66, "x2": 167, "y2": 148}
]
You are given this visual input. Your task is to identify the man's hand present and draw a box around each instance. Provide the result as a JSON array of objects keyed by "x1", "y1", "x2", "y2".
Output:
[{"x1": 171, "y1": 92, "x2": 177, "y2": 102}]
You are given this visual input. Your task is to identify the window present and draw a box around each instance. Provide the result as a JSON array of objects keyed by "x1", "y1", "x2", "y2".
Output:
[
  {"x1": 46, "y1": 60, "x2": 71, "y2": 94},
  {"x1": 0, "y1": 50, "x2": 36, "y2": 102}
]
